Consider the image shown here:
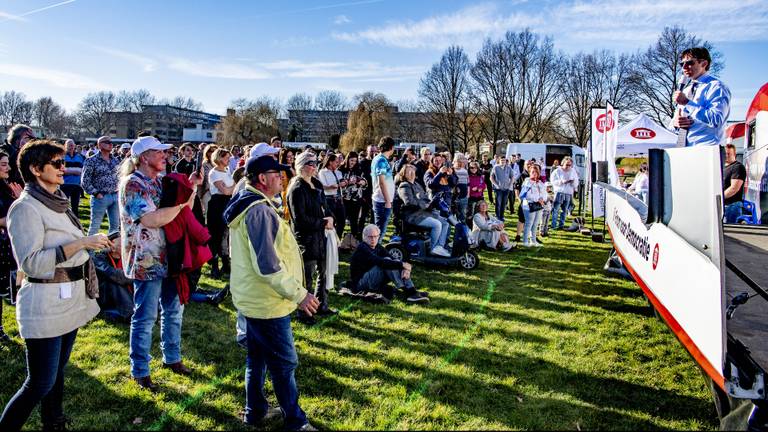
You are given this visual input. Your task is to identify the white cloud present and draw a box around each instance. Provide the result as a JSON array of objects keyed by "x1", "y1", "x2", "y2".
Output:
[
  {"x1": 334, "y1": 0, "x2": 768, "y2": 50},
  {"x1": 0, "y1": 64, "x2": 109, "y2": 90},
  {"x1": 334, "y1": 14, "x2": 351, "y2": 25},
  {"x1": 167, "y1": 58, "x2": 271, "y2": 80},
  {"x1": 87, "y1": 45, "x2": 158, "y2": 72},
  {"x1": 261, "y1": 60, "x2": 424, "y2": 80}
]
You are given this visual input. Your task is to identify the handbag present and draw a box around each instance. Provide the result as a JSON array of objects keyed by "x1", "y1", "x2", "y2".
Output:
[{"x1": 527, "y1": 201, "x2": 543, "y2": 212}]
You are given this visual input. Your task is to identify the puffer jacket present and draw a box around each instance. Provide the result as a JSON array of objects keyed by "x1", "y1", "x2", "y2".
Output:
[{"x1": 286, "y1": 176, "x2": 332, "y2": 261}]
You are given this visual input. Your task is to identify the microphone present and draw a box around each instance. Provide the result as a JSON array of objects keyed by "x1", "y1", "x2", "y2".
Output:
[{"x1": 677, "y1": 73, "x2": 690, "y2": 93}]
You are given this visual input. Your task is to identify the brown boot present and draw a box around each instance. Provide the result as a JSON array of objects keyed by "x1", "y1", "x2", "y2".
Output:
[
  {"x1": 133, "y1": 375, "x2": 158, "y2": 392},
  {"x1": 163, "y1": 361, "x2": 192, "y2": 375}
]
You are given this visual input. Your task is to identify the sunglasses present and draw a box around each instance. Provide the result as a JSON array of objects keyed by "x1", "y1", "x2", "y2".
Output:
[
  {"x1": 48, "y1": 159, "x2": 66, "y2": 169},
  {"x1": 679, "y1": 59, "x2": 697, "y2": 68},
  {"x1": 305, "y1": 161, "x2": 317, "y2": 166}
]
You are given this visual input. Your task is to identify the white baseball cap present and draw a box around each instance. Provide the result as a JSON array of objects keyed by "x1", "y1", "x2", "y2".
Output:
[
  {"x1": 131, "y1": 136, "x2": 171, "y2": 157},
  {"x1": 249, "y1": 142, "x2": 279, "y2": 159},
  {"x1": 120, "y1": 142, "x2": 131, "y2": 150}
]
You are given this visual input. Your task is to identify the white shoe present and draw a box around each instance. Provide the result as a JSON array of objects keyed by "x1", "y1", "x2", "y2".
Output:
[
  {"x1": 431, "y1": 246, "x2": 451, "y2": 257},
  {"x1": 522, "y1": 241, "x2": 532, "y2": 247},
  {"x1": 531, "y1": 240, "x2": 541, "y2": 247}
]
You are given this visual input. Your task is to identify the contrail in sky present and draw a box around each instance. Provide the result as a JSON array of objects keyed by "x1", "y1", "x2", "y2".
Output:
[
  {"x1": 251, "y1": 0, "x2": 384, "y2": 19},
  {"x1": 0, "y1": 0, "x2": 76, "y2": 22}
]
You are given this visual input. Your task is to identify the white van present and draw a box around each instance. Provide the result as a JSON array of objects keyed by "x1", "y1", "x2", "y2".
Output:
[{"x1": 504, "y1": 143, "x2": 587, "y2": 181}]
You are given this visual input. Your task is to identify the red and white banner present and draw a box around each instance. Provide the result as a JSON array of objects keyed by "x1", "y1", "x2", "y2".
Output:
[{"x1": 590, "y1": 105, "x2": 620, "y2": 217}]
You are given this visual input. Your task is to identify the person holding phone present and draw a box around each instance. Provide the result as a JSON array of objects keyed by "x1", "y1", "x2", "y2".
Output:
[
  {"x1": 1, "y1": 140, "x2": 112, "y2": 430},
  {"x1": 550, "y1": 156, "x2": 579, "y2": 231}
]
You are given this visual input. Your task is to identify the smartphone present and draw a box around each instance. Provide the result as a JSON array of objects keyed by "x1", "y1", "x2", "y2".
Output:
[
  {"x1": 195, "y1": 149, "x2": 204, "y2": 175},
  {"x1": 108, "y1": 231, "x2": 120, "y2": 241}
]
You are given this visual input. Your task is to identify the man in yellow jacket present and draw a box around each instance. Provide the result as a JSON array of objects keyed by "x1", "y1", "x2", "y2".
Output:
[{"x1": 224, "y1": 155, "x2": 320, "y2": 431}]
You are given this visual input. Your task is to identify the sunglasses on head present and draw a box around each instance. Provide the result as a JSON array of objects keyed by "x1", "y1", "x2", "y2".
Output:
[
  {"x1": 48, "y1": 159, "x2": 66, "y2": 169},
  {"x1": 679, "y1": 59, "x2": 697, "y2": 68}
]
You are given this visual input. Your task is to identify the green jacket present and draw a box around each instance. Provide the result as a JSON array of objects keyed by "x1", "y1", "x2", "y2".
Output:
[{"x1": 226, "y1": 185, "x2": 307, "y2": 319}]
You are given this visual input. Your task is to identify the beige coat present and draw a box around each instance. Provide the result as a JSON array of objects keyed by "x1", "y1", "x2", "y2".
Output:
[{"x1": 8, "y1": 191, "x2": 99, "y2": 339}]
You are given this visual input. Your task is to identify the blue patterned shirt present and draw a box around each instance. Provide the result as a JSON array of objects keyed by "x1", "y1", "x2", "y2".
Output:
[
  {"x1": 679, "y1": 74, "x2": 731, "y2": 147},
  {"x1": 81, "y1": 154, "x2": 120, "y2": 195}
]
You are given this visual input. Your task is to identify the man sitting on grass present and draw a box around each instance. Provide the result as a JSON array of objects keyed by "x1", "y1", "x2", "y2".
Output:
[{"x1": 349, "y1": 224, "x2": 429, "y2": 304}]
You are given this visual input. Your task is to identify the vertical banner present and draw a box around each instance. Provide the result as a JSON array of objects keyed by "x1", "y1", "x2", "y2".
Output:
[
  {"x1": 590, "y1": 105, "x2": 619, "y2": 218},
  {"x1": 605, "y1": 103, "x2": 620, "y2": 187}
]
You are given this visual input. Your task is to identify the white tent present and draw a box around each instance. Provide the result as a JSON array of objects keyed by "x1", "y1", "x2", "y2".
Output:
[{"x1": 615, "y1": 113, "x2": 678, "y2": 157}]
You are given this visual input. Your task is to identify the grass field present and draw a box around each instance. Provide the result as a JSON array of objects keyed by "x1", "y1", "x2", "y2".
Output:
[{"x1": 0, "y1": 196, "x2": 718, "y2": 430}]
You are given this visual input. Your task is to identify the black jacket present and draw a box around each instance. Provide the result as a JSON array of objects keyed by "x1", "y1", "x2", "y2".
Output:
[
  {"x1": 287, "y1": 176, "x2": 332, "y2": 261},
  {"x1": 0, "y1": 143, "x2": 22, "y2": 185},
  {"x1": 349, "y1": 242, "x2": 404, "y2": 291}
]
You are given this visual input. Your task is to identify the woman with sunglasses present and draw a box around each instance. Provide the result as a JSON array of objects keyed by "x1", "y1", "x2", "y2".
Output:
[{"x1": 1, "y1": 140, "x2": 112, "y2": 431}]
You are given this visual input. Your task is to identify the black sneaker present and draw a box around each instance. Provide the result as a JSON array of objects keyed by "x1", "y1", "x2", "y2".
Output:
[
  {"x1": 535, "y1": 237, "x2": 545, "y2": 244},
  {"x1": 315, "y1": 308, "x2": 338, "y2": 317},
  {"x1": 406, "y1": 294, "x2": 430, "y2": 304},
  {"x1": 208, "y1": 286, "x2": 229, "y2": 305},
  {"x1": 514, "y1": 235, "x2": 521, "y2": 243},
  {"x1": 419, "y1": 291, "x2": 430, "y2": 298}
]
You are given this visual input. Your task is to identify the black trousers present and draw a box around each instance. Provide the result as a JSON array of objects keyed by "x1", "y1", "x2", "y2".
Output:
[
  {"x1": 207, "y1": 194, "x2": 231, "y2": 258},
  {"x1": 301, "y1": 259, "x2": 328, "y2": 313},
  {"x1": 325, "y1": 196, "x2": 346, "y2": 239},
  {"x1": 344, "y1": 199, "x2": 363, "y2": 239},
  {"x1": 60, "y1": 184, "x2": 83, "y2": 218}
]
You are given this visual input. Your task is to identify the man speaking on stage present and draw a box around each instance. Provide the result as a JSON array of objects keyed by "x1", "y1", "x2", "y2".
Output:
[{"x1": 672, "y1": 47, "x2": 731, "y2": 147}]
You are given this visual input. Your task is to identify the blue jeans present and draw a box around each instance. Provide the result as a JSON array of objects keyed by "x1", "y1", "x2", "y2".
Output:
[
  {"x1": 416, "y1": 215, "x2": 449, "y2": 249},
  {"x1": 358, "y1": 265, "x2": 415, "y2": 297},
  {"x1": 0, "y1": 329, "x2": 78, "y2": 430},
  {"x1": 455, "y1": 197, "x2": 469, "y2": 221},
  {"x1": 88, "y1": 192, "x2": 119, "y2": 235},
  {"x1": 244, "y1": 315, "x2": 308, "y2": 430},
  {"x1": 129, "y1": 278, "x2": 183, "y2": 378},
  {"x1": 522, "y1": 206, "x2": 543, "y2": 244},
  {"x1": 724, "y1": 202, "x2": 743, "y2": 224},
  {"x1": 494, "y1": 189, "x2": 509, "y2": 221},
  {"x1": 551, "y1": 192, "x2": 573, "y2": 229},
  {"x1": 373, "y1": 201, "x2": 391, "y2": 244}
]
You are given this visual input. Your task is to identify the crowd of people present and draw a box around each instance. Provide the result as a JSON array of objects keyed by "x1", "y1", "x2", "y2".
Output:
[{"x1": 0, "y1": 124, "x2": 582, "y2": 431}]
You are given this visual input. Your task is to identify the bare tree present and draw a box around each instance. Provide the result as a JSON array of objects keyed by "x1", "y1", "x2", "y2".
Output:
[
  {"x1": 315, "y1": 90, "x2": 349, "y2": 146},
  {"x1": 340, "y1": 92, "x2": 394, "y2": 153},
  {"x1": 628, "y1": 25, "x2": 723, "y2": 124},
  {"x1": 0, "y1": 91, "x2": 34, "y2": 126},
  {"x1": 115, "y1": 89, "x2": 156, "y2": 138},
  {"x1": 219, "y1": 97, "x2": 281, "y2": 146},
  {"x1": 394, "y1": 99, "x2": 428, "y2": 143},
  {"x1": 471, "y1": 38, "x2": 510, "y2": 155},
  {"x1": 76, "y1": 91, "x2": 117, "y2": 136},
  {"x1": 286, "y1": 93, "x2": 314, "y2": 141},
  {"x1": 501, "y1": 29, "x2": 565, "y2": 144},
  {"x1": 418, "y1": 45, "x2": 472, "y2": 153},
  {"x1": 33, "y1": 97, "x2": 68, "y2": 138}
]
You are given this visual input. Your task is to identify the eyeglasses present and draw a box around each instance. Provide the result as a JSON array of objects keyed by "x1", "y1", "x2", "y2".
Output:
[
  {"x1": 679, "y1": 59, "x2": 697, "y2": 68},
  {"x1": 48, "y1": 159, "x2": 66, "y2": 169},
  {"x1": 305, "y1": 161, "x2": 317, "y2": 166}
]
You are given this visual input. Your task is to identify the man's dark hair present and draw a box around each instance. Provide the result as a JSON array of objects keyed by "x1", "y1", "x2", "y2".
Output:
[
  {"x1": 378, "y1": 136, "x2": 395, "y2": 152},
  {"x1": 681, "y1": 47, "x2": 712, "y2": 71},
  {"x1": 18, "y1": 139, "x2": 65, "y2": 184},
  {"x1": 7, "y1": 124, "x2": 34, "y2": 147},
  {"x1": 725, "y1": 143, "x2": 737, "y2": 152}
]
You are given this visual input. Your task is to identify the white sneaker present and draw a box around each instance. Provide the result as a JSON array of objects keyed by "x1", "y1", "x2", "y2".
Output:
[
  {"x1": 522, "y1": 241, "x2": 532, "y2": 247},
  {"x1": 531, "y1": 240, "x2": 541, "y2": 247},
  {"x1": 431, "y1": 246, "x2": 451, "y2": 257}
]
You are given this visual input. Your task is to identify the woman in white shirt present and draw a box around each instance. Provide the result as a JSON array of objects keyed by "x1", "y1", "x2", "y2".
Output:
[
  {"x1": 630, "y1": 163, "x2": 649, "y2": 204},
  {"x1": 206, "y1": 148, "x2": 235, "y2": 278},
  {"x1": 318, "y1": 153, "x2": 347, "y2": 238},
  {"x1": 521, "y1": 164, "x2": 547, "y2": 247}
]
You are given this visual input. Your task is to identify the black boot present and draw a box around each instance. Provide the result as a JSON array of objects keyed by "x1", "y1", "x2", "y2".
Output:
[
  {"x1": 42, "y1": 415, "x2": 71, "y2": 431},
  {"x1": 209, "y1": 257, "x2": 221, "y2": 280}
]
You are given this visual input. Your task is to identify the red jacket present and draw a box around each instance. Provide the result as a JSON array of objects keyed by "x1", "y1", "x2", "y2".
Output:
[{"x1": 162, "y1": 173, "x2": 213, "y2": 304}]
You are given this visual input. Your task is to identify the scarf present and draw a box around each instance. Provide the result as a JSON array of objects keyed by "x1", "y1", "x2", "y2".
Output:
[
  {"x1": 26, "y1": 182, "x2": 99, "y2": 298},
  {"x1": 26, "y1": 182, "x2": 83, "y2": 231}
]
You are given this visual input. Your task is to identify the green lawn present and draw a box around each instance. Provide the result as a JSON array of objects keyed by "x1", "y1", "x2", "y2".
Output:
[{"x1": 0, "y1": 195, "x2": 718, "y2": 430}]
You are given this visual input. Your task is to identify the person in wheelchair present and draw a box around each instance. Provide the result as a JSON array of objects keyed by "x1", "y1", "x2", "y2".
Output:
[{"x1": 396, "y1": 165, "x2": 451, "y2": 257}]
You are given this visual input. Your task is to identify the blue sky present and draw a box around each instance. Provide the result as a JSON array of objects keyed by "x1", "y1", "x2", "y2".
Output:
[{"x1": 1, "y1": 0, "x2": 766, "y2": 121}]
